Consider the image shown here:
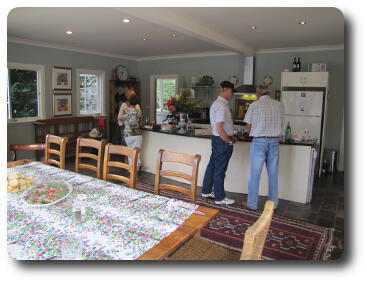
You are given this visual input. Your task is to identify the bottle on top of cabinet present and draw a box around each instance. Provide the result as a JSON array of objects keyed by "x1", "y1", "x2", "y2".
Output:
[{"x1": 291, "y1": 57, "x2": 302, "y2": 72}]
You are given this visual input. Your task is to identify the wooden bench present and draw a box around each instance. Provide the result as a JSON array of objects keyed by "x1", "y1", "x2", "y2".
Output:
[{"x1": 34, "y1": 116, "x2": 107, "y2": 159}]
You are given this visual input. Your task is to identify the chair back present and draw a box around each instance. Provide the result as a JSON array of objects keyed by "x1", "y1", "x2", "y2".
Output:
[
  {"x1": 154, "y1": 149, "x2": 201, "y2": 204},
  {"x1": 103, "y1": 144, "x2": 140, "y2": 189},
  {"x1": 75, "y1": 137, "x2": 106, "y2": 179},
  {"x1": 240, "y1": 200, "x2": 275, "y2": 260},
  {"x1": 45, "y1": 134, "x2": 68, "y2": 169},
  {"x1": 8, "y1": 143, "x2": 45, "y2": 161}
]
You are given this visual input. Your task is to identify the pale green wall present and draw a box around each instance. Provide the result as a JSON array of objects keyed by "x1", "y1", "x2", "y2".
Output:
[
  {"x1": 7, "y1": 42, "x2": 137, "y2": 159},
  {"x1": 7, "y1": 42, "x2": 344, "y2": 162},
  {"x1": 137, "y1": 49, "x2": 344, "y2": 153},
  {"x1": 136, "y1": 54, "x2": 245, "y2": 116},
  {"x1": 254, "y1": 49, "x2": 344, "y2": 151}
]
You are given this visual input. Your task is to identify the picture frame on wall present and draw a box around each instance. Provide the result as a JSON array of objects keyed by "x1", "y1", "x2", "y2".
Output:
[
  {"x1": 52, "y1": 66, "x2": 72, "y2": 90},
  {"x1": 53, "y1": 93, "x2": 72, "y2": 116}
]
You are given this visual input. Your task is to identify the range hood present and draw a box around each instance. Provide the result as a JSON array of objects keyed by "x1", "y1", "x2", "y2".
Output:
[{"x1": 234, "y1": 56, "x2": 257, "y2": 94}]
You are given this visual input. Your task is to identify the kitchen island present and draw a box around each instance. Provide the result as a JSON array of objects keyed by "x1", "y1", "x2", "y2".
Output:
[{"x1": 141, "y1": 128, "x2": 318, "y2": 204}]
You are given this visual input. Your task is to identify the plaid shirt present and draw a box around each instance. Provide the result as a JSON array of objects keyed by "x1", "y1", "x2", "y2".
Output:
[{"x1": 244, "y1": 95, "x2": 285, "y2": 137}]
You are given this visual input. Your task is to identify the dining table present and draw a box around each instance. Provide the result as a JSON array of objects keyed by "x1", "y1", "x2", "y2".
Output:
[{"x1": 7, "y1": 159, "x2": 219, "y2": 260}]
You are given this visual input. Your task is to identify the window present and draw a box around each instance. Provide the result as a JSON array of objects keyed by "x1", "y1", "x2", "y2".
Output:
[
  {"x1": 76, "y1": 69, "x2": 105, "y2": 116},
  {"x1": 150, "y1": 74, "x2": 178, "y2": 123},
  {"x1": 7, "y1": 63, "x2": 45, "y2": 122}
]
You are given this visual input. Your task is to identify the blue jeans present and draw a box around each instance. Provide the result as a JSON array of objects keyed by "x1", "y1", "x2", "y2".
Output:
[
  {"x1": 247, "y1": 138, "x2": 279, "y2": 209},
  {"x1": 202, "y1": 136, "x2": 233, "y2": 201}
]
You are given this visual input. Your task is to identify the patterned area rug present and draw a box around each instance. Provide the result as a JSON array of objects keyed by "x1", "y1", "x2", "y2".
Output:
[{"x1": 136, "y1": 182, "x2": 334, "y2": 260}]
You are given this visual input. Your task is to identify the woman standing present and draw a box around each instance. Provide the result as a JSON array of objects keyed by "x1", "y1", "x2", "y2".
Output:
[
  {"x1": 117, "y1": 91, "x2": 141, "y2": 146},
  {"x1": 121, "y1": 94, "x2": 143, "y2": 170}
]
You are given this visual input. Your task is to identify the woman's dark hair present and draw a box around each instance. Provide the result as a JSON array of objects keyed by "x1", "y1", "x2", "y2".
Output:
[{"x1": 128, "y1": 94, "x2": 139, "y2": 106}]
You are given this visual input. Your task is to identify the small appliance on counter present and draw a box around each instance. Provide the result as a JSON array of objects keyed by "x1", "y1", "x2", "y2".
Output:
[{"x1": 188, "y1": 107, "x2": 210, "y2": 123}]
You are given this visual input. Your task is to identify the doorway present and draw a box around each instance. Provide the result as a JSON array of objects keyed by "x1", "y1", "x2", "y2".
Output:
[{"x1": 150, "y1": 74, "x2": 179, "y2": 123}]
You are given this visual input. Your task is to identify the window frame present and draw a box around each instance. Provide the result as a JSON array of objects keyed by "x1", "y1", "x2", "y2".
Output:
[
  {"x1": 76, "y1": 68, "x2": 106, "y2": 117},
  {"x1": 7, "y1": 62, "x2": 46, "y2": 123},
  {"x1": 149, "y1": 74, "x2": 179, "y2": 119}
]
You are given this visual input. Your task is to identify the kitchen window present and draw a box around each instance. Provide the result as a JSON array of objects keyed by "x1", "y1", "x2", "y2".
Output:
[
  {"x1": 150, "y1": 74, "x2": 179, "y2": 123},
  {"x1": 76, "y1": 69, "x2": 105, "y2": 116},
  {"x1": 7, "y1": 63, "x2": 45, "y2": 122}
]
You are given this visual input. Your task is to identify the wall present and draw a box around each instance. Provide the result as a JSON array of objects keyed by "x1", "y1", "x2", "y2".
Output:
[
  {"x1": 7, "y1": 42, "x2": 138, "y2": 159},
  {"x1": 254, "y1": 49, "x2": 344, "y2": 153},
  {"x1": 136, "y1": 54, "x2": 245, "y2": 116},
  {"x1": 7, "y1": 43, "x2": 344, "y2": 167},
  {"x1": 137, "y1": 49, "x2": 345, "y2": 163}
]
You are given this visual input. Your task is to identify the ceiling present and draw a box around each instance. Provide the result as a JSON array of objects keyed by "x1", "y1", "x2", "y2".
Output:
[{"x1": 7, "y1": 7, "x2": 344, "y2": 59}]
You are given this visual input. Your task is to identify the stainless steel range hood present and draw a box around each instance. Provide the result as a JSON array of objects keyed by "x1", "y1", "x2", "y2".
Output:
[{"x1": 234, "y1": 56, "x2": 257, "y2": 94}]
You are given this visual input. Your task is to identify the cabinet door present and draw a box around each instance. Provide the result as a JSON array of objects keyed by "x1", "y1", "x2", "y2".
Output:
[
  {"x1": 303, "y1": 72, "x2": 329, "y2": 87},
  {"x1": 281, "y1": 72, "x2": 304, "y2": 87}
]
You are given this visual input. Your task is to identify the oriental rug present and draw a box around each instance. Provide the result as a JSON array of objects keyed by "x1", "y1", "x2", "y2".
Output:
[{"x1": 136, "y1": 182, "x2": 334, "y2": 260}]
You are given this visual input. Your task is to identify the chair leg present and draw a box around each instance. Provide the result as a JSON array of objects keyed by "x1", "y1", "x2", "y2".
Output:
[{"x1": 194, "y1": 230, "x2": 201, "y2": 239}]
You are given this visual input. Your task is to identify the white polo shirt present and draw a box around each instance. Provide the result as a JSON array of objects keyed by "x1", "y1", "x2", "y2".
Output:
[
  {"x1": 210, "y1": 96, "x2": 234, "y2": 136},
  {"x1": 244, "y1": 95, "x2": 285, "y2": 137}
]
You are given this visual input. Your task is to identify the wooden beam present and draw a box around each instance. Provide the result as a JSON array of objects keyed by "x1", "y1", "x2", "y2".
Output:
[{"x1": 117, "y1": 7, "x2": 255, "y2": 56}]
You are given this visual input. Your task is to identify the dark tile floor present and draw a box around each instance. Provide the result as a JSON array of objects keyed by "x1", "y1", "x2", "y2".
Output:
[{"x1": 66, "y1": 157, "x2": 344, "y2": 259}]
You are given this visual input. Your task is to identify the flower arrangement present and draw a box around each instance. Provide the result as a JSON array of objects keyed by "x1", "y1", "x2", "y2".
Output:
[{"x1": 165, "y1": 92, "x2": 199, "y2": 115}]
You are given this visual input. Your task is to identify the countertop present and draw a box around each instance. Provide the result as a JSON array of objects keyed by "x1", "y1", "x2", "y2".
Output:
[{"x1": 142, "y1": 127, "x2": 317, "y2": 147}]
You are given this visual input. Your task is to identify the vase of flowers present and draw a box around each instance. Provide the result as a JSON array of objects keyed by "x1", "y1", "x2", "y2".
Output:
[{"x1": 165, "y1": 92, "x2": 199, "y2": 132}]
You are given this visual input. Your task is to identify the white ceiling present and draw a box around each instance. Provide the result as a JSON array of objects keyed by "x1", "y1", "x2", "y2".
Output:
[{"x1": 8, "y1": 7, "x2": 344, "y2": 59}]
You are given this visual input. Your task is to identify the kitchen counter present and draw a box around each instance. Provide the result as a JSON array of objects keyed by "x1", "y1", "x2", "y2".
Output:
[
  {"x1": 141, "y1": 128, "x2": 318, "y2": 204},
  {"x1": 142, "y1": 127, "x2": 317, "y2": 147}
]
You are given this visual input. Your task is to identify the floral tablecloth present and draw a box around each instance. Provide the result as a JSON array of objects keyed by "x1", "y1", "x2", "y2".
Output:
[{"x1": 7, "y1": 162, "x2": 198, "y2": 260}]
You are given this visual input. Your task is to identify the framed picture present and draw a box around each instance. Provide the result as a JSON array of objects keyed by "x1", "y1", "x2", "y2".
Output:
[
  {"x1": 52, "y1": 66, "x2": 72, "y2": 90},
  {"x1": 53, "y1": 93, "x2": 72, "y2": 116}
]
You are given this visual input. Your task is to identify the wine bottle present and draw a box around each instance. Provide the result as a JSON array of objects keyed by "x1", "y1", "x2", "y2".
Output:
[
  {"x1": 285, "y1": 122, "x2": 292, "y2": 141},
  {"x1": 296, "y1": 57, "x2": 301, "y2": 72},
  {"x1": 292, "y1": 57, "x2": 297, "y2": 72}
]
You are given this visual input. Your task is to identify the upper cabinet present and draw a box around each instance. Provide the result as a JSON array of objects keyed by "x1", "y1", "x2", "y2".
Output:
[{"x1": 281, "y1": 72, "x2": 329, "y2": 88}]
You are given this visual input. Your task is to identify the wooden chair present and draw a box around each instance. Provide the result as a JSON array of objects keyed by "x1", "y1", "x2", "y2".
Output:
[
  {"x1": 240, "y1": 200, "x2": 275, "y2": 260},
  {"x1": 103, "y1": 144, "x2": 140, "y2": 189},
  {"x1": 8, "y1": 143, "x2": 45, "y2": 161},
  {"x1": 154, "y1": 149, "x2": 201, "y2": 204},
  {"x1": 75, "y1": 137, "x2": 106, "y2": 179},
  {"x1": 45, "y1": 134, "x2": 68, "y2": 169}
]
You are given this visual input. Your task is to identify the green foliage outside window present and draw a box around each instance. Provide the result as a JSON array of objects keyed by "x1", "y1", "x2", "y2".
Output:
[{"x1": 8, "y1": 69, "x2": 38, "y2": 118}]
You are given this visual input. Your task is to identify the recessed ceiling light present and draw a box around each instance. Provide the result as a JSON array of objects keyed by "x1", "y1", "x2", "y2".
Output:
[
  {"x1": 65, "y1": 30, "x2": 73, "y2": 35},
  {"x1": 299, "y1": 21, "x2": 307, "y2": 25},
  {"x1": 123, "y1": 18, "x2": 130, "y2": 23},
  {"x1": 143, "y1": 37, "x2": 147, "y2": 41},
  {"x1": 171, "y1": 34, "x2": 177, "y2": 38},
  {"x1": 249, "y1": 26, "x2": 257, "y2": 30}
]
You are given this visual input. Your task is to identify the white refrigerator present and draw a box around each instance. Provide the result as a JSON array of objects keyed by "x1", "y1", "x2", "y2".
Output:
[{"x1": 281, "y1": 88, "x2": 327, "y2": 177}]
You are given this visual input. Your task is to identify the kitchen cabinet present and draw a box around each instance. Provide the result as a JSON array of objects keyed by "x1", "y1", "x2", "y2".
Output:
[{"x1": 281, "y1": 72, "x2": 329, "y2": 87}]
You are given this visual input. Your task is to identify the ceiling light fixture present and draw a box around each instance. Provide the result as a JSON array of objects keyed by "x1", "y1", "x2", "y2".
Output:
[
  {"x1": 171, "y1": 34, "x2": 177, "y2": 38},
  {"x1": 299, "y1": 21, "x2": 307, "y2": 25},
  {"x1": 143, "y1": 37, "x2": 147, "y2": 41},
  {"x1": 249, "y1": 26, "x2": 257, "y2": 30},
  {"x1": 65, "y1": 30, "x2": 73, "y2": 35},
  {"x1": 123, "y1": 18, "x2": 131, "y2": 23}
]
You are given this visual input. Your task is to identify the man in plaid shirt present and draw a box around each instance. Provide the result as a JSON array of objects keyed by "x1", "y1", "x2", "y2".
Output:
[{"x1": 243, "y1": 83, "x2": 285, "y2": 210}]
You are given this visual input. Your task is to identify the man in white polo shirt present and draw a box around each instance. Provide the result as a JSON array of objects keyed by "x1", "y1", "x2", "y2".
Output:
[
  {"x1": 201, "y1": 81, "x2": 236, "y2": 205},
  {"x1": 243, "y1": 83, "x2": 285, "y2": 210}
]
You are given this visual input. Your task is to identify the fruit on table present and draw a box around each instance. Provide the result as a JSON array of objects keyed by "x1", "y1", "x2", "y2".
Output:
[{"x1": 7, "y1": 173, "x2": 35, "y2": 193}]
